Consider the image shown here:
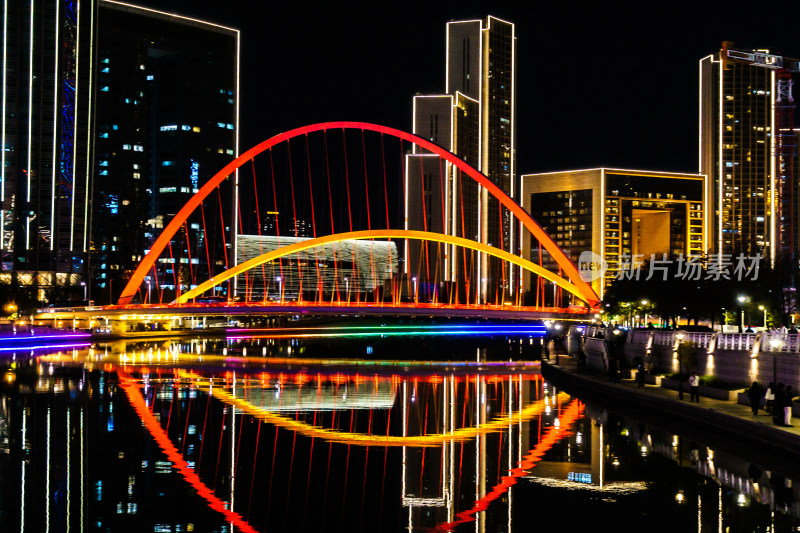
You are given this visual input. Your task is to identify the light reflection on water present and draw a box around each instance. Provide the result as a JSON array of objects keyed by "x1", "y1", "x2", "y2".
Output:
[{"x1": 0, "y1": 335, "x2": 798, "y2": 532}]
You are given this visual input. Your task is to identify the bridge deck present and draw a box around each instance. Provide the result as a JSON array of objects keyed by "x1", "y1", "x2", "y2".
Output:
[{"x1": 37, "y1": 302, "x2": 590, "y2": 321}]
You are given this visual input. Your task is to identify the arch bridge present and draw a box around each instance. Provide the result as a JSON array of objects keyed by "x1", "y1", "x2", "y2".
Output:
[{"x1": 85, "y1": 122, "x2": 599, "y2": 321}]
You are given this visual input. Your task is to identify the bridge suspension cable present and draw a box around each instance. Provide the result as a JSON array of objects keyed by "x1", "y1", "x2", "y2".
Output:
[{"x1": 117, "y1": 122, "x2": 599, "y2": 308}]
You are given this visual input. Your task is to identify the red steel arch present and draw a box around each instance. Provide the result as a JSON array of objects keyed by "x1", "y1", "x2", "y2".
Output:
[{"x1": 118, "y1": 122, "x2": 600, "y2": 306}]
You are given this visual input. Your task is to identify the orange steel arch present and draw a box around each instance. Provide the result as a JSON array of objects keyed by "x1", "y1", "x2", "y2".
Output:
[
  {"x1": 118, "y1": 369, "x2": 258, "y2": 532},
  {"x1": 174, "y1": 229, "x2": 590, "y2": 305},
  {"x1": 179, "y1": 370, "x2": 563, "y2": 447},
  {"x1": 118, "y1": 122, "x2": 600, "y2": 306}
]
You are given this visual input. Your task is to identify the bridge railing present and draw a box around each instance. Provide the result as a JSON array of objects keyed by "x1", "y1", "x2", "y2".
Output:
[
  {"x1": 685, "y1": 332, "x2": 715, "y2": 348},
  {"x1": 652, "y1": 331, "x2": 675, "y2": 345},
  {"x1": 627, "y1": 329, "x2": 652, "y2": 345},
  {"x1": 583, "y1": 336, "x2": 607, "y2": 354},
  {"x1": 714, "y1": 333, "x2": 756, "y2": 351},
  {"x1": 583, "y1": 326, "x2": 604, "y2": 338},
  {"x1": 762, "y1": 332, "x2": 800, "y2": 353}
]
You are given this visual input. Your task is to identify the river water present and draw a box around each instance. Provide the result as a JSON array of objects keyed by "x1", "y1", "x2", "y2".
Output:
[{"x1": 0, "y1": 331, "x2": 797, "y2": 532}]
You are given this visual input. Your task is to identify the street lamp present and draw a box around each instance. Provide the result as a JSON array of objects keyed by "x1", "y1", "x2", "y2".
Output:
[
  {"x1": 759, "y1": 305, "x2": 766, "y2": 329},
  {"x1": 769, "y1": 337, "x2": 781, "y2": 385},
  {"x1": 411, "y1": 276, "x2": 417, "y2": 304},
  {"x1": 80, "y1": 281, "x2": 87, "y2": 303},
  {"x1": 554, "y1": 323, "x2": 563, "y2": 365},
  {"x1": 676, "y1": 332, "x2": 686, "y2": 400},
  {"x1": 737, "y1": 295, "x2": 747, "y2": 332},
  {"x1": 641, "y1": 299, "x2": 649, "y2": 327},
  {"x1": 275, "y1": 276, "x2": 282, "y2": 303},
  {"x1": 344, "y1": 277, "x2": 349, "y2": 302}
]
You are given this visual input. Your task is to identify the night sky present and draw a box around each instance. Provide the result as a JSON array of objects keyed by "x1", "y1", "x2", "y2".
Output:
[{"x1": 146, "y1": 1, "x2": 800, "y2": 176}]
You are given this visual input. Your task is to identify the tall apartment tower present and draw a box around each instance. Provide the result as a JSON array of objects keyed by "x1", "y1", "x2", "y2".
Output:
[
  {"x1": 700, "y1": 42, "x2": 800, "y2": 263},
  {"x1": 406, "y1": 16, "x2": 516, "y2": 303},
  {"x1": 1, "y1": 0, "x2": 96, "y2": 302},
  {"x1": 93, "y1": 1, "x2": 239, "y2": 303}
]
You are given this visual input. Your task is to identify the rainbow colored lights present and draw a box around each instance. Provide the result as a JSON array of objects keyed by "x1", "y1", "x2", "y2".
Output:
[
  {"x1": 0, "y1": 332, "x2": 92, "y2": 353},
  {"x1": 0, "y1": 342, "x2": 91, "y2": 352},
  {"x1": 226, "y1": 323, "x2": 546, "y2": 340}
]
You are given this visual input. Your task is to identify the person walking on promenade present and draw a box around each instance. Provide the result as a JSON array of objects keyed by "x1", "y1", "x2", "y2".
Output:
[
  {"x1": 688, "y1": 371, "x2": 700, "y2": 402},
  {"x1": 608, "y1": 357, "x2": 621, "y2": 383},
  {"x1": 577, "y1": 350, "x2": 586, "y2": 373},
  {"x1": 773, "y1": 384, "x2": 786, "y2": 425},
  {"x1": 747, "y1": 381, "x2": 763, "y2": 415},
  {"x1": 783, "y1": 385, "x2": 794, "y2": 427},
  {"x1": 765, "y1": 382, "x2": 775, "y2": 415},
  {"x1": 636, "y1": 360, "x2": 646, "y2": 388}
]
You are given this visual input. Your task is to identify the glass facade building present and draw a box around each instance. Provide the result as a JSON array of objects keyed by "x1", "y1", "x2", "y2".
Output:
[
  {"x1": 406, "y1": 16, "x2": 516, "y2": 304},
  {"x1": 520, "y1": 169, "x2": 706, "y2": 300},
  {"x1": 93, "y1": 1, "x2": 239, "y2": 303},
  {"x1": 0, "y1": 0, "x2": 96, "y2": 302},
  {"x1": 699, "y1": 43, "x2": 800, "y2": 262}
]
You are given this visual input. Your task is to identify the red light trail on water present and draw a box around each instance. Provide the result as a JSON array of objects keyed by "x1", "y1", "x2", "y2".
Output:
[
  {"x1": 115, "y1": 364, "x2": 569, "y2": 533},
  {"x1": 117, "y1": 369, "x2": 259, "y2": 533},
  {"x1": 429, "y1": 399, "x2": 584, "y2": 533}
]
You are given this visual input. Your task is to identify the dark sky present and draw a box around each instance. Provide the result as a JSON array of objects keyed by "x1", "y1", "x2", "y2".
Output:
[{"x1": 146, "y1": 0, "x2": 800, "y2": 176}]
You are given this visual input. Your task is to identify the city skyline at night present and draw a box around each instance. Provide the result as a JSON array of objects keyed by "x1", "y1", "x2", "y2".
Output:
[
  {"x1": 4, "y1": 0, "x2": 800, "y2": 306},
  {"x1": 6, "y1": 4, "x2": 800, "y2": 531},
  {"x1": 134, "y1": 1, "x2": 800, "y2": 175}
]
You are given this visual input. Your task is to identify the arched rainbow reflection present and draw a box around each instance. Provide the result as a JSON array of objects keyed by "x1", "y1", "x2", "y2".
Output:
[{"x1": 178, "y1": 369, "x2": 564, "y2": 447}]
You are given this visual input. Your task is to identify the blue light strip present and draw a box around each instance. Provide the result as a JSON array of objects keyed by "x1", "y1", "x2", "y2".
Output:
[
  {"x1": 228, "y1": 325, "x2": 547, "y2": 333},
  {"x1": 0, "y1": 341, "x2": 91, "y2": 352},
  {"x1": 227, "y1": 324, "x2": 546, "y2": 341},
  {"x1": 0, "y1": 332, "x2": 91, "y2": 342}
]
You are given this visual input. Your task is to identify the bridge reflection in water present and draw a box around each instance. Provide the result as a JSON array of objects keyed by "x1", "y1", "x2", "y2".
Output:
[{"x1": 1, "y1": 338, "x2": 799, "y2": 532}]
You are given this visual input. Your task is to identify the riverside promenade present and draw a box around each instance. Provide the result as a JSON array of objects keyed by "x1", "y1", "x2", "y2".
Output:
[{"x1": 541, "y1": 352, "x2": 800, "y2": 478}]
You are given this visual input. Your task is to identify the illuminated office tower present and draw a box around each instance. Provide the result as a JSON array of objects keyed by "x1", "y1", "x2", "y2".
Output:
[
  {"x1": 0, "y1": 0, "x2": 96, "y2": 302},
  {"x1": 520, "y1": 168, "x2": 706, "y2": 301},
  {"x1": 700, "y1": 42, "x2": 800, "y2": 261},
  {"x1": 93, "y1": 1, "x2": 239, "y2": 303},
  {"x1": 406, "y1": 16, "x2": 516, "y2": 304}
]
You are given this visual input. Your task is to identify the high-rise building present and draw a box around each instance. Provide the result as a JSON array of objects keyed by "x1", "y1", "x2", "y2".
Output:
[
  {"x1": 520, "y1": 169, "x2": 706, "y2": 300},
  {"x1": 406, "y1": 16, "x2": 516, "y2": 304},
  {"x1": 93, "y1": 1, "x2": 239, "y2": 304},
  {"x1": 699, "y1": 42, "x2": 799, "y2": 262},
  {"x1": 1, "y1": 0, "x2": 96, "y2": 303}
]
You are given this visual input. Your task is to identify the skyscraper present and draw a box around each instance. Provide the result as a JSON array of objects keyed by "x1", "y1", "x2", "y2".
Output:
[
  {"x1": 1, "y1": 0, "x2": 96, "y2": 303},
  {"x1": 520, "y1": 168, "x2": 706, "y2": 301},
  {"x1": 700, "y1": 42, "x2": 799, "y2": 262},
  {"x1": 93, "y1": 1, "x2": 239, "y2": 303},
  {"x1": 406, "y1": 16, "x2": 516, "y2": 303}
]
